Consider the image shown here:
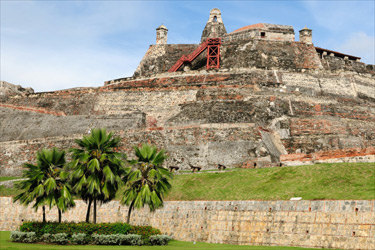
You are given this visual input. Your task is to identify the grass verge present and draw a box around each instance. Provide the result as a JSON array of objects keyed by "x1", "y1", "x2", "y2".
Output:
[
  {"x1": 165, "y1": 162, "x2": 375, "y2": 201},
  {"x1": 1, "y1": 163, "x2": 374, "y2": 200},
  {"x1": 0, "y1": 231, "x2": 344, "y2": 250}
]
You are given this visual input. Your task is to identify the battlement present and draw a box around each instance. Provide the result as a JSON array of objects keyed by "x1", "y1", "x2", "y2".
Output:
[
  {"x1": 224, "y1": 23, "x2": 295, "y2": 42},
  {"x1": 128, "y1": 8, "x2": 373, "y2": 80}
]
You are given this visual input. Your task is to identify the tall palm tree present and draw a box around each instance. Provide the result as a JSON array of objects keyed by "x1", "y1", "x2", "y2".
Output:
[
  {"x1": 121, "y1": 144, "x2": 173, "y2": 224},
  {"x1": 70, "y1": 128, "x2": 126, "y2": 224},
  {"x1": 14, "y1": 148, "x2": 74, "y2": 223}
]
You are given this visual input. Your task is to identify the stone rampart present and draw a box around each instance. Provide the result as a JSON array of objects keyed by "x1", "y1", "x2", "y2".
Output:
[
  {"x1": 0, "y1": 197, "x2": 373, "y2": 250},
  {"x1": 1, "y1": 70, "x2": 375, "y2": 175}
]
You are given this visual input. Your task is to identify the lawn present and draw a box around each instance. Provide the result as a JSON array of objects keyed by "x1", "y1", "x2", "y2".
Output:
[
  {"x1": 165, "y1": 162, "x2": 375, "y2": 200},
  {"x1": 0, "y1": 231, "x2": 344, "y2": 250},
  {"x1": 1, "y1": 163, "x2": 374, "y2": 200}
]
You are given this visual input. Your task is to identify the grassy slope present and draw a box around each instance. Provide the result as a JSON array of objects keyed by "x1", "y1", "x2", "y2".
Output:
[
  {"x1": 1, "y1": 163, "x2": 374, "y2": 200},
  {"x1": 0, "y1": 232, "x2": 345, "y2": 250},
  {"x1": 165, "y1": 162, "x2": 375, "y2": 201}
]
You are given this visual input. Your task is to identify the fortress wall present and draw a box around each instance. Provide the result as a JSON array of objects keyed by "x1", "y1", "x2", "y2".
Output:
[
  {"x1": 1, "y1": 70, "x2": 375, "y2": 175},
  {"x1": 1, "y1": 197, "x2": 374, "y2": 250},
  {"x1": 0, "y1": 137, "x2": 79, "y2": 176},
  {"x1": 133, "y1": 44, "x2": 199, "y2": 78},
  {"x1": 221, "y1": 41, "x2": 322, "y2": 70}
]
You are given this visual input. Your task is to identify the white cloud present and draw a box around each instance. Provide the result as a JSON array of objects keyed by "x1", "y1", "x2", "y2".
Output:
[
  {"x1": 1, "y1": 43, "x2": 142, "y2": 92},
  {"x1": 338, "y1": 32, "x2": 375, "y2": 65},
  {"x1": 0, "y1": 1, "x2": 160, "y2": 92}
]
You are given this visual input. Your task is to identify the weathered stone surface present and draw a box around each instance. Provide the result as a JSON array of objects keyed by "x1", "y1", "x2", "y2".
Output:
[
  {"x1": 1, "y1": 197, "x2": 373, "y2": 250},
  {"x1": 1, "y1": 68, "x2": 375, "y2": 174},
  {"x1": 0, "y1": 81, "x2": 34, "y2": 102}
]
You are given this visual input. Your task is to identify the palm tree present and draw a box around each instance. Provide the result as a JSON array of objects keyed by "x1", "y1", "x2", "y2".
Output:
[
  {"x1": 14, "y1": 148, "x2": 75, "y2": 223},
  {"x1": 121, "y1": 144, "x2": 173, "y2": 224},
  {"x1": 70, "y1": 128, "x2": 126, "y2": 224}
]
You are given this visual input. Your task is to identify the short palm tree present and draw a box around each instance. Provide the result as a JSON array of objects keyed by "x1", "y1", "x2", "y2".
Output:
[
  {"x1": 14, "y1": 148, "x2": 74, "y2": 223},
  {"x1": 121, "y1": 144, "x2": 173, "y2": 224},
  {"x1": 70, "y1": 128, "x2": 126, "y2": 223}
]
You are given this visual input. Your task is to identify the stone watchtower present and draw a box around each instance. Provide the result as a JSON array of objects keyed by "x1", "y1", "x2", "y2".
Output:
[
  {"x1": 156, "y1": 24, "x2": 168, "y2": 44},
  {"x1": 200, "y1": 8, "x2": 227, "y2": 43},
  {"x1": 299, "y1": 26, "x2": 312, "y2": 44}
]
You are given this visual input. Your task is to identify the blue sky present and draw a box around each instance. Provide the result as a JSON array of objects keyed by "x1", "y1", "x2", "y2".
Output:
[{"x1": 1, "y1": 0, "x2": 374, "y2": 92}]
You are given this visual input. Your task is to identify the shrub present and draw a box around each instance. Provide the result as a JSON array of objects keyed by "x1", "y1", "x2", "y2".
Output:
[
  {"x1": 92, "y1": 234, "x2": 119, "y2": 245},
  {"x1": 19, "y1": 221, "x2": 131, "y2": 237},
  {"x1": 119, "y1": 234, "x2": 143, "y2": 246},
  {"x1": 71, "y1": 233, "x2": 91, "y2": 245},
  {"x1": 91, "y1": 234, "x2": 143, "y2": 245},
  {"x1": 10, "y1": 231, "x2": 38, "y2": 243},
  {"x1": 129, "y1": 225, "x2": 161, "y2": 243},
  {"x1": 52, "y1": 233, "x2": 69, "y2": 245},
  {"x1": 149, "y1": 235, "x2": 173, "y2": 245},
  {"x1": 40, "y1": 233, "x2": 52, "y2": 243}
]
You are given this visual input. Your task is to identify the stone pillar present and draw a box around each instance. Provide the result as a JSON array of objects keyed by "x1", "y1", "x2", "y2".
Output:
[
  {"x1": 156, "y1": 25, "x2": 168, "y2": 44},
  {"x1": 299, "y1": 26, "x2": 312, "y2": 44}
]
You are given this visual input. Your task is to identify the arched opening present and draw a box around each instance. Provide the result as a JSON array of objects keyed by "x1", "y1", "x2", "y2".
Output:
[{"x1": 213, "y1": 16, "x2": 217, "y2": 22}]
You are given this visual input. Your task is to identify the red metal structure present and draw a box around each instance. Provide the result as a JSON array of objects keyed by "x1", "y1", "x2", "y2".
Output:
[
  {"x1": 168, "y1": 38, "x2": 221, "y2": 72},
  {"x1": 206, "y1": 38, "x2": 221, "y2": 70}
]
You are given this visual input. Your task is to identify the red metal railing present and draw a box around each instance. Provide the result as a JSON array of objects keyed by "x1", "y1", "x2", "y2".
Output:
[{"x1": 168, "y1": 38, "x2": 221, "y2": 72}]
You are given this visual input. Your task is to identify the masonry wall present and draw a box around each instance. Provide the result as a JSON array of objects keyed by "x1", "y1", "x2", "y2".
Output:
[
  {"x1": 0, "y1": 197, "x2": 373, "y2": 250},
  {"x1": 1, "y1": 69, "x2": 375, "y2": 175}
]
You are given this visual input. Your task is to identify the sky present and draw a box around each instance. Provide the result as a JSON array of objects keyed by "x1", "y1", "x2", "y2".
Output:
[{"x1": 1, "y1": 0, "x2": 374, "y2": 93}]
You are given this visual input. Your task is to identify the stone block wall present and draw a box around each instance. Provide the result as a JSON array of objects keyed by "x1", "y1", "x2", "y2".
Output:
[
  {"x1": 0, "y1": 197, "x2": 374, "y2": 250},
  {"x1": 1, "y1": 70, "x2": 374, "y2": 175}
]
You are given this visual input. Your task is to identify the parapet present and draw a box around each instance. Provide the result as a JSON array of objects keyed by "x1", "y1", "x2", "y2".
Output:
[{"x1": 224, "y1": 23, "x2": 295, "y2": 42}]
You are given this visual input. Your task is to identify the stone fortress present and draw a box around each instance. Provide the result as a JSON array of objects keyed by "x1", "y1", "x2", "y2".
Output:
[
  {"x1": 1, "y1": 9, "x2": 375, "y2": 250},
  {"x1": 1, "y1": 8, "x2": 374, "y2": 176}
]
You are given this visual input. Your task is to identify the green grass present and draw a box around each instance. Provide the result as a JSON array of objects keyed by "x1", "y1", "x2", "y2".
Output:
[
  {"x1": 0, "y1": 231, "x2": 345, "y2": 250},
  {"x1": 165, "y1": 162, "x2": 375, "y2": 201},
  {"x1": 1, "y1": 163, "x2": 374, "y2": 200}
]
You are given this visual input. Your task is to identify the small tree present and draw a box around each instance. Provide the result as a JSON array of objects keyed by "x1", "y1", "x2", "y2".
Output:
[
  {"x1": 121, "y1": 144, "x2": 173, "y2": 224},
  {"x1": 70, "y1": 128, "x2": 126, "y2": 223},
  {"x1": 14, "y1": 148, "x2": 74, "y2": 223}
]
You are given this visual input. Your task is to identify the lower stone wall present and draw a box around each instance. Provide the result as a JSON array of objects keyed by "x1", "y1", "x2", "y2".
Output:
[{"x1": 0, "y1": 197, "x2": 373, "y2": 250}]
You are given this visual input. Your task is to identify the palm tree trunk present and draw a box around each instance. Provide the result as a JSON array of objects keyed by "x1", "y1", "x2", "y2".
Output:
[
  {"x1": 58, "y1": 209, "x2": 62, "y2": 223},
  {"x1": 126, "y1": 200, "x2": 135, "y2": 224},
  {"x1": 42, "y1": 206, "x2": 46, "y2": 223},
  {"x1": 86, "y1": 198, "x2": 92, "y2": 223},
  {"x1": 93, "y1": 198, "x2": 97, "y2": 224}
]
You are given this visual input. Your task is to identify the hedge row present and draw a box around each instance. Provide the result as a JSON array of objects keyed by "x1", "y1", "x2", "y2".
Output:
[
  {"x1": 20, "y1": 222, "x2": 132, "y2": 237},
  {"x1": 11, "y1": 231, "x2": 172, "y2": 245}
]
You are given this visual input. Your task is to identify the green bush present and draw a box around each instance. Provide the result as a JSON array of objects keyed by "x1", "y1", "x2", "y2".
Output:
[
  {"x1": 19, "y1": 222, "x2": 131, "y2": 237},
  {"x1": 92, "y1": 234, "x2": 119, "y2": 245},
  {"x1": 149, "y1": 234, "x2": 173, "y2": 245},
  {"x1": 52, "y1": 233, "x2": 69, "y2": 245},
  {"x1": 119, "y1": 234, "x2": 143, "y2": 246},
  {"x1": 129, "y1": 225, "x2": 161, "y2": 244},
  {"x1": 71, "y1": 233, "x2": 91, "y2": 245},
  {"x1": 92, "y1": 234, "x2": 143, "y2": 245},
  {"x1": 40, "y1": 233, "x2": 52, "y2": 243},
  {"x1": 10, "y1": 231, "x2": 38, "y2": 243}
]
